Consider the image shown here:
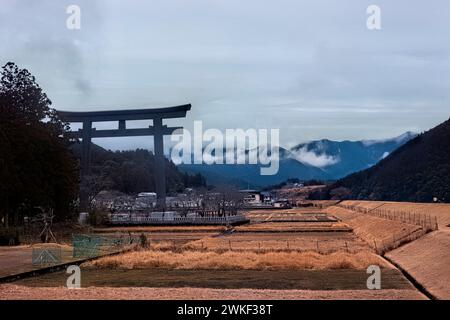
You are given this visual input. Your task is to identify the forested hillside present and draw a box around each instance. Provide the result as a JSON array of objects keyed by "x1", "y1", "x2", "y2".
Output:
[{"x1": 333, "y1": 118, "x2": 450, "y2": 203}]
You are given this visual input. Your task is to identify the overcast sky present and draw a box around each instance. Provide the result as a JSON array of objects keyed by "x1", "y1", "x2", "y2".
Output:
[{"x1": 1, "y1": 0, "x2": 449, "y2": 150}]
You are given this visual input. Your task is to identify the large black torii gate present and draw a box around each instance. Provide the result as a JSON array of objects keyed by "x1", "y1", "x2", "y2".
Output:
[{"x1": 56, "y1": 104, "x2": 191, "y2": 211}]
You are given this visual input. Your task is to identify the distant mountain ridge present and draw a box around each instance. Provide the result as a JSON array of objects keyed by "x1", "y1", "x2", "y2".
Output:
[
  {"x1": 289, "y1": 131, "x2": 417, "y2": 178},
  {"x1": 179, "y1": 132, "x2": 416, "y2": 188},
  {"x1": 332, "y1": 119, "x2": 450, "y2": 203}
]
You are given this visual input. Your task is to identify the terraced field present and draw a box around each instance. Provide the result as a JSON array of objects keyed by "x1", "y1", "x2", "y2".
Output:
[
  {"x1": 339, "y1": 200, "x2": 450, "y2": 227},
  {"x1": 4, "y1": 201, "x2": 445, "y2": 300}
]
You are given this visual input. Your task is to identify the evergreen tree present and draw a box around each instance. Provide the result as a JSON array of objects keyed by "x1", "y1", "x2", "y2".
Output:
[{"x1": 0, "y1": 62, "x2": 78, "y2": 226}]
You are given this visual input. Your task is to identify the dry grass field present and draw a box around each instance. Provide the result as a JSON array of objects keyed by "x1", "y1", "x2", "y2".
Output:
[
  {"x1": 245, "y1": 208, "x2": 337, "y2": 223},
  {"x1": 339, "y1": 200, "x2": 450, "y2": 227},
  {"x1": 386, "y1": 229, "x2": 450, "y2": 300},
  {"x1": 94, "y1": 227, "x2": 224, "y2": 247},
  {"x1": 10, "y1": 267, "x2": 414, "y2": 292},
  {"x1": 235, "y1": 221, "x2": 350, "y2": 232},
  {"x1": 183, "y1": 232, "x2": 369, "y2": 253},
  {"x1": 132, "y1": 231, "x2": 220, "y2": 246},
  {"x1": 324, "y1": 206, "x2": 425, "y2": 253},
  {"x1": 322, "y1": 201, "x2": 450, "y2": 299},
  {"x1": 4, "y1": 201, "x2": 444, "y2": 300},
  {"x1": 83, "y1": 249, "x2": 388, "y2": 270}
]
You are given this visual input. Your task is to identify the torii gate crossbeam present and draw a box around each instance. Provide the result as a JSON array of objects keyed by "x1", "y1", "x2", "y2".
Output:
[{"x1": 56, "y1": 104, "x2": 191, "y2": 211}]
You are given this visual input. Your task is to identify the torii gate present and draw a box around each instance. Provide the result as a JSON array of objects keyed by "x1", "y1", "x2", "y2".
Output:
[{"x1": 56, "y1": 104, "x2": 191, "y2": 211}]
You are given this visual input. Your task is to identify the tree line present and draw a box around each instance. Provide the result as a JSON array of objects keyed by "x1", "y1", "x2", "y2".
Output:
[
  {"x1": 0, "y1": 62, "x2": 78, "y2": 227},
  {"x1": 72, "y1": 143, "x2": 207, "y2": 205}
]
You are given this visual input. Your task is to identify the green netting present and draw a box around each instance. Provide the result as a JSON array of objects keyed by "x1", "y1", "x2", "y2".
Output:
[
  {"x1": 72, "y1": 234, "x2": 132, "y2": 258},
  {"x1": 32, "y1": 247, "x2": 62, "y2": 265}
]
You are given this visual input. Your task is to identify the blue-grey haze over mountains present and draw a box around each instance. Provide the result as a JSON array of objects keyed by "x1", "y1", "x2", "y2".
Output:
[{"x1": 180, "y1": 131, "x2": 417, "y2": 187}]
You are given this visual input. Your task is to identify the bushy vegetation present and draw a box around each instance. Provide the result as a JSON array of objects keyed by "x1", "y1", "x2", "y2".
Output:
[
  {"x1": 71, "y1": 143, "x2": 207, "y2": 197},
  {"x1": 0, "y1": 62, "x2": 78, "y2": 226}
]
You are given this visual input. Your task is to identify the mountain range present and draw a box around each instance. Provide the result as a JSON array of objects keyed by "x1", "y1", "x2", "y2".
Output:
[
  {"x1": 179, "y1": 132, "x2": 417, "y2": 188},
  {"x1": 332, "y1": 118, "x2": 450, "y2": 202}
]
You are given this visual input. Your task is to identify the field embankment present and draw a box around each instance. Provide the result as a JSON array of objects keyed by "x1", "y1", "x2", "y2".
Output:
[
  {"x1": 338, "y1": 200, "x2": 450, "y2": 227},
  {"x1": 324, "y1": 205, "x2": 425, "y2": 253},
  {"x1": 385, "y1": 229, "x2": 450, "y2": 300},
  {"x1": 325, "y1": 201, "x2": 450, "y2": 299}
]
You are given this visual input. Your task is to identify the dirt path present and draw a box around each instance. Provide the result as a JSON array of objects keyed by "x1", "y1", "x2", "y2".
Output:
[{"x1": 0, "y1": 244, "x2": 74, "y2": 278}]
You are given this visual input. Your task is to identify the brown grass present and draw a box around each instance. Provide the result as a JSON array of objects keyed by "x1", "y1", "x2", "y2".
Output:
[
  {"x1": 0, "y1": 284, "x2": 427, "y2": 300},
  {"x1": 235, "y1": 222, "x2": 349, "y2": 232},
  {"x1": 245, "y1": 208, "x2": 330, "y2": 223},
  {"x1": 339, "y1": 200, "x2": 450, "y2": 228},
  {"x1": 386, "y1": 229, "x2": 450, "y2": 300},
  {"x1": 182, "y1": 232, "x2": 370, "y2": 253},
  {"x1": 324, "y1": 206, "x2": 425, "y2": 253},
  {"x1": 83, "y1": 249, "x2": 389, "y2": 270}
]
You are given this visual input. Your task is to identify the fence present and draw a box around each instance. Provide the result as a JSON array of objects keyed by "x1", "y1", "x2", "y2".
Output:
[
  {"x1": 185, "y1": 239, "x2": 365, "y2": 254},
  {"x1": 337, "y1": 203, "x2": 438, "y2": 232},
  {"x1": 337, "y1": 203, "x2": 438, "y2": 254},
  {"x1": 72, "y1": 234, "x2": 135, "y2": 258},
  {"x1": 375, "y1": 227, "x2": 426, "y2": 255},
  {"x1": 32, "y1": 247, "x2": 62, "y2": 266}
]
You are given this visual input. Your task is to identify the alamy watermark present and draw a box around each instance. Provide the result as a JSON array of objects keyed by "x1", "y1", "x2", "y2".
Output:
[
  {"x1": 170, "y1": 121, "x2": 280, "y2": 176},
  {"x1": 367, "y1": 5, "x2": 381, "y2": 30},
  {"x1": 66, "y1": 5, "x2": 81, "y2": 30},
  {"x1": 366, "y1": 265, "x2": 381, "y2": 289},
  {"x1": 66, "y1": 265, "x2": 81, "y2": 289}
]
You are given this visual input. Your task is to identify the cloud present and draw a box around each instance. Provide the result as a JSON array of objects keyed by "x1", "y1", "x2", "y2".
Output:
[
  {"x1": 0, "y1": 0, "x2": 448, "y2": 151},
  {"x1": 362, "y1": 131, "x2": 417, "y2": 147},
  {"x1": 25, "y1": 37, "x2": 93, "y2": 96},
  {"x1": 290, "y1": 147, "x2": 340, "y2": 168}
]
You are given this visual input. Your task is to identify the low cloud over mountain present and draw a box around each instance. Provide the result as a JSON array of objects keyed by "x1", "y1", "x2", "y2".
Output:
[{"x1": 179, "y1": 132, "x2": 417, "y2": 188}]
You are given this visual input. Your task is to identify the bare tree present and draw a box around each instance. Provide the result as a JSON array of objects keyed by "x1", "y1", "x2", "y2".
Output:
[{"x1": 207, "y1": 186, "x2": 244, "y2": 217}]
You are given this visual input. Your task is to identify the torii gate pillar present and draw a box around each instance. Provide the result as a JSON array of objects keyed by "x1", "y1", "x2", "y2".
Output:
[{"x1": 153, "y1": 117, "x2": 166, "y2": 209}]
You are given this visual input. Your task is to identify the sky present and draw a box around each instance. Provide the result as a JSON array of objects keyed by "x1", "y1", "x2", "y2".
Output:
[{"x1": 1, "y1": 0, "x2": 449, "y2": 151}]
